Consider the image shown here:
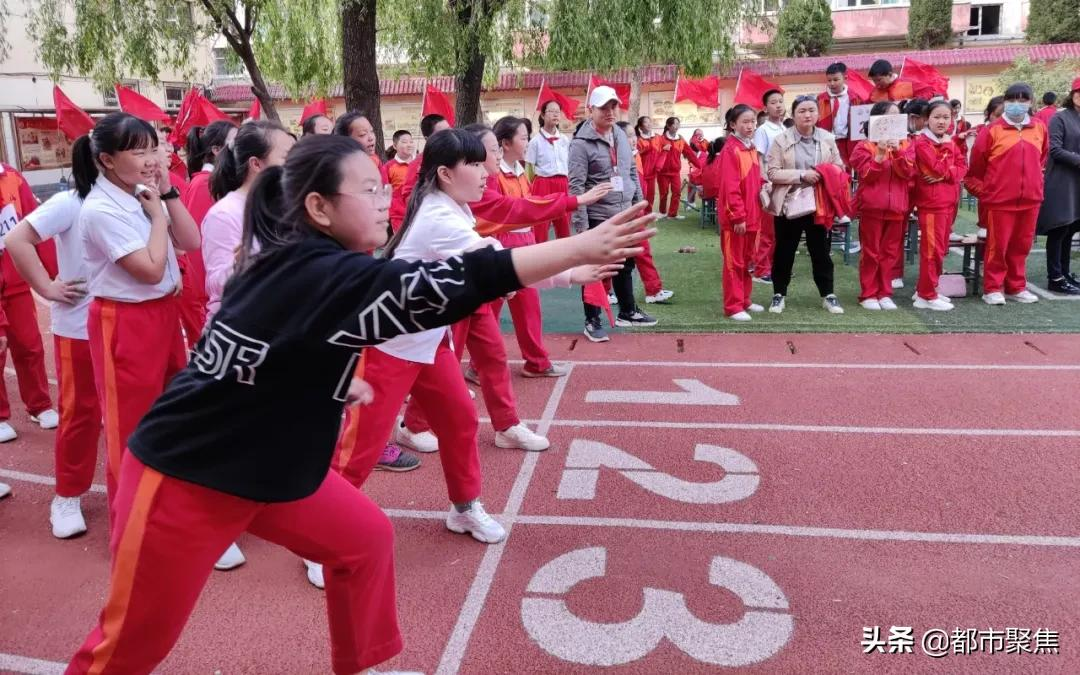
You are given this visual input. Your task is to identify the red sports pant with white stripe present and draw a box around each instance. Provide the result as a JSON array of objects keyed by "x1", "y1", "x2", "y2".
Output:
[
  {"x1": 983, "y1": 207, "x2": 1038, "y2": 295},
  {"x1": 656, "y1": 173, "x2": 682, "y2": 218},
  {"x1": 640, "y1": 173, "x2": 657, "y2": 210},
  {"x1": 336, "y1": 340, "x2": 482, "y2": 504},
  {"x1": 403, "y1": 305, "x2": 519, "y2": 434},
  {"x1": 529, "y1": 175, "x2": 571, "y2": 242},
  {"x1": 65, "y1": 451, "x2": 400, "y2": 675},
  {"x1": 858, "y1": 212, "x2": 905, "y2": 301},
  {"x1": 492, "y1": 230, "x2": 551, "y2": 374},
  {"x1": 721, "y1": 229, "x2": 755, "y2": 316},
  {"x1": 752, "y1": 213, "x2": 775, "y2": 279},
  {"x1": 634, "y1": 239, "x2": 664, "y2": 297},
  {"x1": 916, "y1": 209, "x2": 955, "y2": 300},
  {"x1": 53, "y1": 336, "x2": 102, "y2": 497},
  {"x1": 0, "y1": 290, "x2": 53, "y2": 420},
  {"x1": 87, "y1": 297, "x2": 186, "y2": 516}
]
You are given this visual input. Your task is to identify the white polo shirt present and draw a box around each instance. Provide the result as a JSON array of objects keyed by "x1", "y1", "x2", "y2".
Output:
[
  {"x1": 25, "y1": 190, "x2": 91, "y2": 339},
  {"x1": 80, "y1": 177, "x2": 181, "y2": 302},
  {"x1": 525, "y1": 128, "x2": 570, "y2": 177}
]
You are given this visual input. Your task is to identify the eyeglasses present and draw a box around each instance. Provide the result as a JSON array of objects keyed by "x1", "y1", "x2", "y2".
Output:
[
  {"x1": 332, "y1": 183, "x2": 392, "y2": 208},
  {"x1": 794, "y1": 95, "x2": 817, "y2": 105}
]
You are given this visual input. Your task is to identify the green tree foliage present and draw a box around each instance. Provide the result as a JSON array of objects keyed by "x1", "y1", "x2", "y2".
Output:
[
  {"x1": 907, "y1": 0, "x2": 954, "y2": 49},
  {"x1": 255, "y1": 0, "x2": 341, "y2": 102},
  {"x1": 1026, "y1": 0, "x2": 1080, "y2": 45},
  {"x1": 772, "y1": 0, "x2": 833, "y2": 58},
  {"x1": 996, "y1": 55, "x2": 1080, "y2": 100}
]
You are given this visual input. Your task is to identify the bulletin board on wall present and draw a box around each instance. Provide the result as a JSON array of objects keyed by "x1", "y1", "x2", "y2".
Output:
[
  {"x1": 964, "y1": 76, "x2": 999, "y2": 117},
  {"x1": 15, "y1": 117, "x2": 73, "y2": 171}
]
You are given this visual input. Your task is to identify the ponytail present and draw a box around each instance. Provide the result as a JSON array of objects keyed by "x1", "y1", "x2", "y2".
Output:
[
  {"x1": 71, "y1": 136, "x2": 97, "y2": 199},
  {"x1": 235, "y1": 165, "x2": 287, "y2": 276},
  {"x1": 186, "y1": 119, "x2": 237, "y2": 176},
  {"x1": 706, "y1": 137, "x2": 724, "y2": 165},
  {"x1": 71, "y1": 112, "x2": 157, "y2": 198},
  {"x1": 210, "y1": 120, "x2": 289, "y2": 201}
]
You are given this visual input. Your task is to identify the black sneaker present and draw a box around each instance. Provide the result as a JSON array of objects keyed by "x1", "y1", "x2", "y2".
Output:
[
  {"x1": 1067, "y1": 272, "x2": 1080, "y2": 287},
  {"x1": 584, "y1": 318, "x2": 610, "y2": 342},
  {"x1": 768, "y1": 294, "x2": 785, "y2": 314},
  {"x1": 1048, "y1": 278, "x2": 1080, "y2": 295},
  {"x1": 614, "y1": 310, "x2": 658, "y2": 327}
]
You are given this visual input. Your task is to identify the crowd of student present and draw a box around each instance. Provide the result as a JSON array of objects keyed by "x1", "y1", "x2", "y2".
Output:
[{"x1": 0, "y1": 57, "x2": 1077, "y2": 673}]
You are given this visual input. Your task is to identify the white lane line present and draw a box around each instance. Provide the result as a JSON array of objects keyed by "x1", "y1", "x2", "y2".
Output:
[
  {"x1": 1027, "y1": 282, "x2": 1080, "y2": 301},
  {"x1": 513, "y1": 515, "x2": 1080, "y2": 548},
  {"x1": 0, "y1": 653, "x2": 66, "y2": 675},
  {"x1": 0, "y1": 468, "x2": 106, "y2": 493},
  {"x1": 475, "y1": 359, "x2": 1080, "y2": 370},
  {"x1": 548, "y1": 419, "x2": 1080, "y2": 437},
  {"x1": 435, "y1": 364, "x2": 574, "y2": 675}
]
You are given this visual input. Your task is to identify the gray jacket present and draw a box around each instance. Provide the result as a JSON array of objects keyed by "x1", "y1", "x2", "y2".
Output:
[
  {"x1": 1036, "y1": 108, "x2": 1080, "y2": 234},
  {"x1": 568, "y1": 121, "x2": 642, "y2": 231}
]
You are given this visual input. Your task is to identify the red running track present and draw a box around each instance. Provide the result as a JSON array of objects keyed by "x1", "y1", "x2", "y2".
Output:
[{"x1": 1, "y1": 332, "x2": 1079, "y2": 674}]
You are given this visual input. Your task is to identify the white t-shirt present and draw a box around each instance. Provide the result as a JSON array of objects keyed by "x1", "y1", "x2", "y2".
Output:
[
  {"x1": 25, "y1": 190, "x2": 91, "y2": 339},
  {"x1": 80, "y1": 177, "x2": 181, "y2": 302},
  {"x1": 525, "y1": 128, "x2": 570, "y2": 177},
  {"x1": 753, "y1": 120, "x2": 786, "y2": 157}
]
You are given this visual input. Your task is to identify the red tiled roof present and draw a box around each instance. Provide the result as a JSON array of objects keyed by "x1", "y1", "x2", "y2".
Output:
[{"x1": 210, "y1": 42, "x2": 1080, "y2": 103}]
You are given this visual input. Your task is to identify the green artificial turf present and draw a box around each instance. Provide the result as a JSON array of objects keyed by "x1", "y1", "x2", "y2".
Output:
[{"x1": 511, "y1": 203, "x2": 1080, "y2": 335}]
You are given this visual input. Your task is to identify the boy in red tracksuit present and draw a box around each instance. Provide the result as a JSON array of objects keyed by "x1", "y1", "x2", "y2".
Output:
[
  {"x1": 655, "y1": 117, "x2": 702, "y2": 220},
  {"x1": 965, "y1": 83, "x2": 1049, "y2": 305},
  {"x1": 381, "y1": 131, "x2": 416, "y2": 231},
  {"x1": 849, "y1": 106, "x2": 916, "y2": 310},
  {"x1": 717, "y1": 106, "x2": 764, "y2": 321},
  {"x1": 635, "y1": 117, "x2": 661, "y2": 210},
  {"x1": 817, "y1": 62, "x2": 863, "y2": 166},
  {"x1": 912, "y1": 100, "x2": 967, "y2": 311}
]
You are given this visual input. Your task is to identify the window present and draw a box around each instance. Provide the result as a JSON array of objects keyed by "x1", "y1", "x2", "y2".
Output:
[
  {"x1": 835, "y1": 0, "x2": 905, "y2": 7},
  {"x1": 103, "y1": 79, "x2": 139, "y2": 107},
  {"x1": 164, "y1": 84, "x2": 186, "y2": 109},
  {"x1": 525, "y1": 0, "x2": 548, "y2": 29},
  {"x1": 968, "y1": 4, "x2": 1001, "y2": 36},
  {"x1": 213, "y1": 47, "x2": 244, "y2": 78}
]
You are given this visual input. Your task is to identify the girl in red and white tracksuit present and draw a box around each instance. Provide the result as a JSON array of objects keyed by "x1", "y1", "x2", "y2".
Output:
[
  {"x1": 635, "y1": 116, "x2": 660, "y2": 210},
  {"x1": 179, "y1": 120, "x2": 237, "y2": 348},
  {"x1": 849, "y1": 101, "x2": 917, "y2": 308},
  {"x1": 717, "y1": 106, "x2": 765, "y2": 320},
  {"x1": 912, "y1": 100, "x2": 967, "y2": 310},
  {"x1": 965, "y1": 86, "x2": 1048, "y2": 303},
  {"x1": 685, "y1": 128, "x2": 710, "y2": 207},
  {"x1": 655, "y1": 116, "x2": 703, "y2": 219},
  {"x1": 700, "y1": 137, "x2": 724, "y2": 207},
  {"x1": 75, "y1": 113, "x2": 201, "y2": 514}
]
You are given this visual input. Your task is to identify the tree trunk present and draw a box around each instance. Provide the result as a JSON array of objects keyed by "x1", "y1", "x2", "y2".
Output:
[
  {"x1": 454, "y1": 44, "x2": 485, "y2": 126},
  {"x1": 235, "y1": 41, "x2": 280, "y2": 122},
  {"x1": 628, "y1": 66, "x2": 644, "y2": 123},
  {"x1": 341, "y1": 0, "x2": 384, "y2": 158}
]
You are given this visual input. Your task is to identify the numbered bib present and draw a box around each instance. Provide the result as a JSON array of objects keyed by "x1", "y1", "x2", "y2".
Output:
[{"x1": 0, "y1": 202, "x2": 18, "y2": 250}]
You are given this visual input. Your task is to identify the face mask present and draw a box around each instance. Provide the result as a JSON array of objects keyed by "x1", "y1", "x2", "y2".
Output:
[{"x1": 1004, "y1": 102, "x2": 1029, "y2": 120}]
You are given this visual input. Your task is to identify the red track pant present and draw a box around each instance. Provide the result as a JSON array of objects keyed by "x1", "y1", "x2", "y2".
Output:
[
  {"x1": 336, "y1": 341, "x2": 482, "y2": 503},
  {"x1": 66, "y1": 451, "x2": 400, "y2": 675},
  {"x1": 529, "y1": 175, "x2": 571, "y2": 242},
  {"x1": 858, "y1": 212, "x2": 906, "y2": 301},
  {"x1": 656, "y1": 173, "x2": 681, "y2": 218},
  {"x1": 88, "y1": 297, "x2": 186, "y2": 514},
  {"x1": 0, "y1": 291, "x2": 52, "y2": 420},
  {"x1": 54, "y1": 336, "x2": 102, "y2": 497},
  {"x1": 836, "y1": 139, "x2": 853, "y2": 167},
  {"x1": 721, "y1": 229, "x2": 755, "y2": 316},
  {"x1": 916, "y1": 209, "x2": 955, "y2": 300},
  {"x1": 403, "y1": 306, "x2": 519, "y2": 435},
  {"x1": 641, "y1": 173, "x2": 657, "y2": 211},
  {"x1": 892, "y1": 211, "x2": 913, "y2": 281},
  {"x1": 752, "y1": 213, "x2": 775, "y2": 279},
  {"x1": 493, "y1": 230, "x2": 552, "y2": 374},
  {"x1": 178, "y1": 253, "x2": 207, "y2": 351},
  {"x1": 984, "y1": 208, "x2": 1038, "y2": 295},
  {"x1": 635, "y1": 239, "x2": 664, "y2": 297}
]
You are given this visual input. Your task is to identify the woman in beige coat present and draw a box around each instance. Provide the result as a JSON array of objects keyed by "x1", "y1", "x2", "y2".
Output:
[{"x1": 766, "y1": 94, "x2": 846, "y2": 314}]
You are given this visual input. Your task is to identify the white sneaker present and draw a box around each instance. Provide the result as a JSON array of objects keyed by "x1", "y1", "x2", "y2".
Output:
[
  {"x1": 1006, "y1": 290, "x2": 1039, "y2": 303},
  {"x1": 891, "y1": 278, "x2": 905, "y2": 289},
  {"x1": 494, "y1": 423, "x2": 549, "y2": 452},
  {"x1": 394, "y1": 423, "x2": 438, "y2": 453},
  {"x1": 729, "y1": 311, "x2": 752, "y2": 321},
  {"x1": 303, "y1": 559, "x2": 324, "y2": 589},
  {"x1": 768, "y1": 294, "x2": 785, "y2": 313},
  {"x1": 0, "y1": 482, "x2": 10, "y2": 498},
  {"x1": 215, "y1": 542, "x2": 246, "y2": 571},
  {"x1": 32, "y1": 409, "x2": 59, "y2": 430},
  {"x1": 674, "y1": 215, "x2": 686, "y2": 221},
  {"x1": 645, "y1": 289, "x2": 674, "y2": 304},
  {"x1": 982, "y1": 292, "x2": 1006, "y2": 305},
  {"x1": 50, "y1": 495, "x2": 87, "y2": 539},
  {"x1": 822, "y1": 295, "x2": 844, "y2": 314},
  {"x1": 878, "y1": 297, "x2": 898, "y2": 310},
  {"x1": 913, "y1": 295, "x2": 953, "y2": 311},
  {"x1": 860, "y1": 299, "x2": 882, "y2": 311},
  {"x1": 607, "y1": 292, "x2": 618, "y2": 305},
  {"x1": 977, "y1": 227, "x2": 987, "y2": 239},
  {"x1": 746, "y1": 303, "x2": 765, "y2": 312},
  {"x1": 446, "y1": 501, "x2": 506, "y2": 543},
  {"x1": 847, "y1": 241, "x2": 861, "y2": 254},
  {"x1": 0, "y1": 422, "x2": 16, "y2": 443}
]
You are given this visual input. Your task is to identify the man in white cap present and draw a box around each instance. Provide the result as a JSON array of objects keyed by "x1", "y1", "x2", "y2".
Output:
[{"x1": 569, "y1": 85, "x2": 658, "y2": 342}]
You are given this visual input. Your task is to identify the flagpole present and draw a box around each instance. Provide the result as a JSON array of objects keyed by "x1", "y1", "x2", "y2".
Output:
[
  {"x1": 673, "y1": 72, "x2": 681, "y2": 105},
  {"x1": 421, "y1": 78, "x2": 428, "y2": 114},
  {"x1": 535, "y1": 78, "x2": 544, "y2": 113}
]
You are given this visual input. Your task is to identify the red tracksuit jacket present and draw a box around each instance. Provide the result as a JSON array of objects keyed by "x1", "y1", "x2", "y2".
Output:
[
  {"x1": 913, "y1": 133, "x2": 968, "y2": 211},
  {"x1": 0, "y1": 164, "x2": 57, "y2": 299},
  {"x1": 382, "y1": 158, "x2": 413, "y2": 226},
  {"x1": 816, "y1": 90, "x2": 864, "y2": 133},
  {"x1": 637, "y1": 136, "x2": 660, "y2": 178},
  {"x1": 701, "y1": 158, "x2": 723, "y2": 200},
  {"x1": 849, "y1": 140, "x2": 917, "y2": 217},
  {"x1": 473, "y1": 172, "x2": 578, "y2": 237},
  {"x1": 655, "y1": 136, "x2": 703, "y2": 176},
  {"x1": 869, "y1": 79, "x2": 915, "y2": 103},
  {"x1": 718, "y1": 137, "x2": 762, "y2": 232},
  {"x1": 964, "y1": 117, "x2": 1048, "y2": 210}
]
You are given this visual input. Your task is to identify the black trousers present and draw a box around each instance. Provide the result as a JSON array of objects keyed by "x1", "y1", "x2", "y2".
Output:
[
  {"x1": 771, "y1": 213, "x2": 834, "y2": 297},
  {"x1": 1045, "y1": 220, "x2": 1080, "y2": 280},
  {"x1": 582, "y1": 218, "x2": 637, "y2": 321}
]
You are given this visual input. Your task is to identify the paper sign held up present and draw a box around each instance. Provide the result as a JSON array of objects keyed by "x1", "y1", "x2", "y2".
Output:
[{"x1": 868, "y1": 115, "x2": 910, "y2": 143}]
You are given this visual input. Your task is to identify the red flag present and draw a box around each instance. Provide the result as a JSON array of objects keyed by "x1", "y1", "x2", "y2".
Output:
[
  {"x1": 587, "y1": 75, "x2": 630, "y2": 107},
  {"x1": 674, "y1": 74, "x2": 720, "y2": 109},
  {"x1": 114, "y1": 84, "x2": 171, "y2": 123},
  {"x1": 536, "y1": 80, "x2": 581, "y2": 119},
  {"x1": 422, "y1": 84, "x2": 455, "y2": 126},
  {"x1": 300, "y1": 98, "x2": 328, "y2": 124},
  {"x1": 247, "y1": 98, "x2": 262, "y2": 121},
  {"x1": 52, "y1": 86, "x2": 95, "y2": 141},
  {"x1": 734, "y1": 69, "x2": 784, "y2": 109},
  {"x1": 846, "y1": 70, "x2": 876, "y2": 102},
  {"x1": 168, "y1": 87, "x2": 230, "y2": 147},
  {"x1": 900, "y1": 58, "x2": 950, "y2": 99},
  {"x1": 582, "y1": 282, "x2": 615, "y2": 327}
]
